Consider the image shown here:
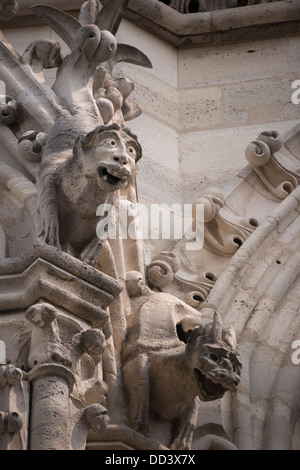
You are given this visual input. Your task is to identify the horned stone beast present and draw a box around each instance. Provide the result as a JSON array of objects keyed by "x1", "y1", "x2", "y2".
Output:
[{"x1": 122, "y1": 271, "x2": 242, "y2": 450}]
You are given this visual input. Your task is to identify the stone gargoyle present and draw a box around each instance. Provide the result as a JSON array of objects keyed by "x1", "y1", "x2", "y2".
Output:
[
  {"x1": 37, "y1": 123, "x2": 142, "y2": 265},
  {"x1": 122, "y1": 272, "x2": 242, "y2": 450},
  {"x1": 0, "y1": 0, "x2": 151, "y2": 265}
]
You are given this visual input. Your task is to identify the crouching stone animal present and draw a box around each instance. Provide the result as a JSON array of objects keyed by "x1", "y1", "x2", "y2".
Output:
[
  {"x1": 37, "y1": 123, "x2": 141, "y2": 265},
  {"x1": 122, "y1": 277, "x2": 242, "y2": 450}
]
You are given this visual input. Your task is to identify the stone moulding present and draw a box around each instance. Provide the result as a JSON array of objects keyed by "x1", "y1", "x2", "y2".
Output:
[
  {"x1": 88, "y1": 424, "x2": 169, "y2": 450},
  {"x1": 126, "y1": 0, "x2": 300, "y2": 46},
  {"x1": 158, "y1": 0, "x2": 283, "y2": 14},
  {"x1": 0, "y1": 242, "x2": 122, "y2": 329},
  {"x1": 2, "y1": 0, "x2": 299, "y2": 47}
]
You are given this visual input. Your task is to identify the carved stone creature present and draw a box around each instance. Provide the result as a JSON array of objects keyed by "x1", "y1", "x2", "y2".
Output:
[
  {"x1": 122, "y1": 271, "x2": 241, "y2": 450},
  {"x1": 37, "y1": 123, "x2": 141, "y2": 265}
]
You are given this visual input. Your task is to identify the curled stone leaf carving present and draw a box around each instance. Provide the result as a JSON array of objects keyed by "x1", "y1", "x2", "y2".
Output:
[
  {"x1": 193, "y1": 187, "x2": 258, "y2": 256},
  {"x1": 147, "y1": 251, "x2": 217, "y2": 308},
  {"x1": 245, "y1": 130, "x2": 299, "y2": 199}
]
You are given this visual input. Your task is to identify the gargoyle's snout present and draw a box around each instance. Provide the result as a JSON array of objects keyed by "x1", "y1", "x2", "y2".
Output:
[
  {"x1": 209, "y1": 369, "x2": 240, "y2": 392},
  {"x1": 113, "y1": 150, "x2": 129, "y2": 165},
  {"x1": 227, "y1": 375, "x2": 240, "y2": 391}
]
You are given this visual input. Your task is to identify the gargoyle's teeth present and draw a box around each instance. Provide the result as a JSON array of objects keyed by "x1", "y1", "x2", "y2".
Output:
[
  {"x1": 99, "y1": 166, "x2": 126, "y2": 186},
  {"x1": 107, "y1": 169, "x2": 121, "y2": 177},
  {"x1": 107, "y1": 169, "x2": 128, "y2": 180}
]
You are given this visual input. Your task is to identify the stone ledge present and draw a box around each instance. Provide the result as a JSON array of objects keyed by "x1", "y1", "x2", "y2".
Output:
[
  {"x1": 0, "y1": 243, "x2": 123, "y2": 327},
  {"x1": 88, "y1": 424, "x2": 169, "y2": 450},
  {"x1": 0, "y1": 0, "x2": 299, "y2": 47},
  {"x1": 126, "y1": 0, "x2": 300, "y2": 46}
]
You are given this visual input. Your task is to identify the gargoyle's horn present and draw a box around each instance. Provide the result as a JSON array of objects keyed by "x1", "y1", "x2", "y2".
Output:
[
  {"x1": 94, "y1": 0, "x2": 130, "y2": 35},
  {"x1": 31, "y1": 5, "x2": 81, "y2": 52},
  {"x1": 212, "y1": 311, "x2": 223, "y2": 343}
]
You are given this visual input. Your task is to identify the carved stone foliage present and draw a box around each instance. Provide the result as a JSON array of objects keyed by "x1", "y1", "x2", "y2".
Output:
[
  {"x1": 245, "y1": 130, "x2": 299, "y2": 199},
  {"x1": 147, "y1": 251, "x2": 217, "y2": 308},
  {"x1": 193, "y1": 186, "x2": 259, "y2": 256}
]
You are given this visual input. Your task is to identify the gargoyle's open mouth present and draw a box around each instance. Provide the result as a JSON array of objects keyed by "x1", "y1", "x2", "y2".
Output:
[
  {"x1": 98, "y1": 166, "x2": 129, "y2": 186},
  {"x1": 194, "y1": 368, "x2": 227, "y2": 400}
]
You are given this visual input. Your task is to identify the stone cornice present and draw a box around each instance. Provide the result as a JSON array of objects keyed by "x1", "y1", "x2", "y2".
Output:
[
  {"x1": 125, "y1": 0, "x2": 300, "y2": 46},
  {"x1": 1, "y1": 0, "x2": 299, "y2": 47}
]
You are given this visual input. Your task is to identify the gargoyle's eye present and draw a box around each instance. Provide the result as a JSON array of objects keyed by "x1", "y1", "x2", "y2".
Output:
[
  {"x1": 128, "y1": 146, "x2": 135, "y2": 155},
  {"x1": 110, "y1": 140, "x2": 116, "y2": 146},
  {"x1": 209, "y1": 353, "x2": 219, "y2": 362}
]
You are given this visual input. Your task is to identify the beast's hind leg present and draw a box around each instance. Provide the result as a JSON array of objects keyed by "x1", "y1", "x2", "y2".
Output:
[
  {"x1": 169, "y1": 396, "x2": 199, "y2": 450},
  {"x1": 122, "y1": 354, "x2": 150, "y2": 436}
]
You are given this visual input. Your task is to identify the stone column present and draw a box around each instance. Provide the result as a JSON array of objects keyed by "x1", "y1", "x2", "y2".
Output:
[{"x1": 28, "y1": 365, "x2": 75, "y2": 450}]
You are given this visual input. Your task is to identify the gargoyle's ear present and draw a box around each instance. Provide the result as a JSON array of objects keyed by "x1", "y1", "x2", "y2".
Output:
[
  {"x1": 224, "y1": 325, "x2": 237, "y2": 351},
  {"x1": 186, "y1": 326, "x2": 202, "y2": 356},
  {"x1": 73, "y1": 135, "x2": 85, "y2": 166}
]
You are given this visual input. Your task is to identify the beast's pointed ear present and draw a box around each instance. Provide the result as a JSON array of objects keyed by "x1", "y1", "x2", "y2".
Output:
[
  {"x1": 72, "y1": 135, "x2": 85, "y2": 166},
  {"x1": 224, "y1": 325, "x2": 237, "y2": 351},
  {"x1": 186, "y1": 326, "x2": 203, "y2": 357}
]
